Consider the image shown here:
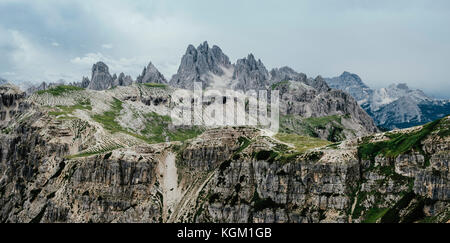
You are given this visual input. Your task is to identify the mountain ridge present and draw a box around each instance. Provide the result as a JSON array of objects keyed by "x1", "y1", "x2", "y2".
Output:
[
  {"x1": 0, "y1": 81, "x2": 448, "y2": 223},
  {"x1": 325, "y1": 72, "x2": 450, "y2": 129}
]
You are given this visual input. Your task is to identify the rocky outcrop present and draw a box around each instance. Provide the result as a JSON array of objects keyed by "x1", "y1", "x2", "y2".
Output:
[
  {"x1": 326, "y1": 72, "x2": 373, "y2": 103},
  {"x1": 114, "y1": 73, "x2": 133, "y2": 87},
  {"x1": 170, "y1": 41, "x2": 232, "y2": 89},
  {"x1": 274, "y1": 81, "x2": 379, "y2": 139},
  {"x1": 306, "y1": 76, "x2": 330, "y2": 93},
  {"x1": 136, "y1": 62, "x2": 166, "y2": 84},
  {"x1": 88, "y1": 62, "x2": 114, "y2": 91},
  {"x1": 177, "y1": 118, "x2": 449, "y2": 223},
  {"x1": 270, "y1": 67, "x2": 307, "y2": 84},
  {"x1": 80, "y1": 77, "x2": 90, "y2": 89},
  {"x1": 0, "y1": 84, "x2": 29, "y2": 128},
  {"x1": 233, "y1": 54, "x2": 270, "y2": 91}
]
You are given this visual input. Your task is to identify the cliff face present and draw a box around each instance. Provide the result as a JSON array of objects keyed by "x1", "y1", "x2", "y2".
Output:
[
  {"x1": 136, "y1": 62, "x2": 166, "y2": 85},
  {"x1": 88, "y1": 62, "x2": 114, "y2": 91},
  {"x1": 175, "y1": 118, "x2": 449, "y2": 223},
  {"x1": 0, "y1": 84, "x2": 29, "y2": 128},
  {"x1": 0, "y1": 99, "x2": 448, "y2": 222},
  {"x1": 0, "y1": 80, "x2": 448, "y2": 223},
  {"x1": 275, "y1": 81, "x2": 378, "y2": 141}
]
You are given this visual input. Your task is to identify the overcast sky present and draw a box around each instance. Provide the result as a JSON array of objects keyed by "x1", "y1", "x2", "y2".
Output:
[{"x1": 1, "y1": 0, "x2": 449, "y2": 97}]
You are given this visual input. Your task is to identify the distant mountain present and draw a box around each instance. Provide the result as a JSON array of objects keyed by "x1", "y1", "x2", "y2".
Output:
[
  {"x1": 167, "y1": 41, "x2": 379, "y2": 139},
  {"x1": 326, "y1": 71, "x2": 373, "y2": 104},
  {"x1": 88, "y1": 62, "x2": 114, "y2": 90},
  {"x1": 326, "y1": 72, "x2": 450, "y2": 129},
  {"x1": 136, "y1": 62, "x2": 167, "y2": 84},
  {"x1": 169, "y1": 41, "x2": 232, "y2": 89}
]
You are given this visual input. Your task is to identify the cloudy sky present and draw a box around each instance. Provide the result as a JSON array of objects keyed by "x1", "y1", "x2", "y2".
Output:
[{"x1": 1, "y1": 0, "x2": 449, "y2": 97}]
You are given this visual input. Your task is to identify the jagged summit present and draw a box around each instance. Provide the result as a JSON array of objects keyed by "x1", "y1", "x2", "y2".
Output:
[
  {"x1": 270, "y1": 66, "x2": 307, "y2": 84},
  {"x1": 136, "y1": 62, "x2": 167, "y2": 84},
  {"x1": 80, "y1": 77, "x2": 90, "y2": 88},
  {"x1": 233, "y1": 53, "x2": 270, "y2": 91},
  {"x1": 325, "y1": 71, "x2": 374, "y2": 104},
  {"x1": 328, "y1": 71, "x2": 370, "y2": 89},
  {"x1": 88, "y1": 61, "x2": 114, "y2": 91},
  {"x1": 170, "y1": 41, "x2": 232, "y2": 89},
  {"x1": 307, "y1": 76, "x2": 331, "y2": 93},
  {"x1": 114, "y1": 73, "x2": 133, "y2": 87}
]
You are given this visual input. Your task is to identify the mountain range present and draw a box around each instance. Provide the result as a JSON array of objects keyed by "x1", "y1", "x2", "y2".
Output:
[
  {"x1": 1, "y1": 42, "x2": 448, "y2": 223},
  {"x1": 326, "y1": 72, "x2": 450, "y2": 130}
]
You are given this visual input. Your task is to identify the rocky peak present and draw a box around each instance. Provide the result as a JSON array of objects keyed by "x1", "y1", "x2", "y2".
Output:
[
  {"x1": 270, "y1": 66, "x2": 307, "y2": 84},
  {"x1": 81, "y1": 77, "x2": 90, "y2": 89},
  {"x1": 325, "y1": 71, "x2": 374, "y2": 104},
  {"x1": 169, "y1": 41, "x2": 231, "y2": 89},
  {"x1": 88, "y1": 62, "x2": 114, "y2": 91},
  {"x1": 115, "y1": 73, "x2": 133, "y2": 87},
  {"x1": 0, "y1": 84, "x2": 28, "y2": 127},
  {"x1": 307, "y1": 76, "x2": 331, "y2": 93},
  {"x1": 136, "y1": 62, "x2": 167, "y2": 84},
  {"x1": 396, "y1": 83, "x2": 409, "y2": 90},
  {"x1": 334, "y1": 71, "x2": 369, "y2": 89},
  {"x1": 233, "y1": 54, "x2": 270, "y2": 91}
]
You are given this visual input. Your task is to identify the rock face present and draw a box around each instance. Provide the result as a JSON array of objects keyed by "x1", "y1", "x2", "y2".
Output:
[
  {"x1": 114, "y1": 73, "x2": 134, "y2": 87},
  {"x1": 88, "y1": 62, "x2": 114, "y2": 91},
  {"x1": 166, "y1": 42, "x2": 377, "y2": 140},
  {"x1": 270, "y1": 66, "x2": 308, "y2": 84},
  {"x1": 306, "y1": 76, "x2": 330, "y2": 93},
  {"x1": 0, "y1": 84, "x2": 29, "y2": 128},
  {"x1": 326, "y1": 72, "x2": 450, "y2": 130},
  {"x1": 326, "y1": 72, "x2": 373, "y2": 104},
  {"x1": 233, "y1": 54, "x2": 270, "y2": 91},
  {"x1": 274, "y1": 81, "x2": 378, "y2": 140},
  {"x1": 80, "y1": 77, "x2": 90, "y2": 89},
  {"x1": 0, "y1": 103, "x2": 448, "y2": 223},
  {"x1": 136, "y1": 62, "x2": 167, "y2": 84},
  {"x1": 170, "y1": 41, "x2": 232, "y2": 89}
]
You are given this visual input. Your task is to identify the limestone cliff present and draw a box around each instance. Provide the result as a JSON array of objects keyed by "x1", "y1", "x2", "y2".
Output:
[{"x1": 0, "y1": 84, "x2": 448, "y2": 223}]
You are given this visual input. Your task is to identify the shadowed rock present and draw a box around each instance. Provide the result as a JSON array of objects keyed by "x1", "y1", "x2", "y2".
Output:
[{"x1": 136, "y1": 62, "x2": 166, "y2": 84}]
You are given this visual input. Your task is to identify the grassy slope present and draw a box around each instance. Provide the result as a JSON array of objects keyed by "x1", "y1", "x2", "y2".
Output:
[
  {"x1": 49, "y1": 100, "x2": 92, "y2": 119},
  {"x1": 358, "y1": 119, "x2": 442, "y2": 161},
  {"x1": 142, "y1": 83, "x2": 168, "y2": 89},
  {"x1": 355, "y1": 117, "x2": 449, "y2": 223},
  {"x1": 92, "y1": 98, "x2": 203, "y2": 144},
  {"x1": 275, "y1": 133, "x2": 331, "y2": 153},
  {"x1": 280, "y1": 114, "x2": 348, "y2": 142},
  {"x1": 37, "y1": 85, "x2": 84, "y2": 96}
]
